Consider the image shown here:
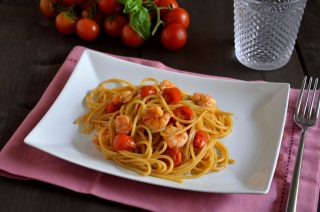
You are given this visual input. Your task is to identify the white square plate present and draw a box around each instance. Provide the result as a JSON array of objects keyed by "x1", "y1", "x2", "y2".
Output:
[{"x1": 24, "y1": 49, "x2": 290, "y2": 194}]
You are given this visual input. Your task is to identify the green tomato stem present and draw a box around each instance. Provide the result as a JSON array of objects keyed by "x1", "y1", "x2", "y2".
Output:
[{"x1": 151, "y1": 4, "x2": 163, "y2": 36}]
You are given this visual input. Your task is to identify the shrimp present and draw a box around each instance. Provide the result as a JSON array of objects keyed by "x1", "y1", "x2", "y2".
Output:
[
  {"x1": 192, "y1": 93, "x2": 216, "y2": 107},
  {"x1": 115, "y1": 115, "x2": 132, "y2": 134},
  {"x1": 92, "y1": 129, "x2": 110, "y2": 146},
  {"x1": 120, "y1": 90, "x2": 134, "y2": 103},
  {"x1": 110, "y1": 90, "x2": 134, "y2": 105},
  {"x1": 142, "y1": 106, "x2": 170, "y2": 130},
  {"x1": 159, "y1": 80, "x2": 175, "y2": 90},
  {"x1": 163, "y1": 122, "x2": 188, "y2": 148}
]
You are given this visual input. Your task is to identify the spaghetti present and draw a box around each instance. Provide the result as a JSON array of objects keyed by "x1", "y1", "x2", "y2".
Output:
[{"x1": 76, "y1": 78, "x2": 233, "y2": 182}]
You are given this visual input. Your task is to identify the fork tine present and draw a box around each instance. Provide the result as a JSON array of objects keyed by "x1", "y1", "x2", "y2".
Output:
[
  {"x1": 314, "y1": 79, "x2": 320, "y2": 124},
  {"x1": 307, "y1": 78, "x2": 318, "y2": 119},
  {"x1": 302, "y1": 77, "x2": 313, "y2": 117},
  {"x1": 295, "y1": 76, "x2": 307, "y2": 117}
]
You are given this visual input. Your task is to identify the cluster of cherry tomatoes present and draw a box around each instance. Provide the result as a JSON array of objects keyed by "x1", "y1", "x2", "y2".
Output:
[{"x1": 39, "y1": 0, "x2": 190, "y2": 50}]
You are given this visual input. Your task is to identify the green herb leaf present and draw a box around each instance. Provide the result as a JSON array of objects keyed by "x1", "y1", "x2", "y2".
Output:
[
  {"x1": 129, "y1": 7, "x2": 151, "y2": 40},
  {"x1": 124, "y1": 0, "x2": 142, "y2": 13}
]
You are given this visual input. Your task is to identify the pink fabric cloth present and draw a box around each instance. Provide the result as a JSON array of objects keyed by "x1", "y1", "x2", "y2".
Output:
[{"x1": 0, "y1": 46, "x2": 319, "y2": 212}]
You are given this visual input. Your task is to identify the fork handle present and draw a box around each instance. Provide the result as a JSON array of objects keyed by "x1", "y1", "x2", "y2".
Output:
[{"x1": 286, "y1": 129, "x2": 306, "y2": 212}]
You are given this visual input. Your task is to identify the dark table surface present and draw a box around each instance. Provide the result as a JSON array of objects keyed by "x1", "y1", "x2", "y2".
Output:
[{"x1": 0, "y1": 0, "x2": 319, "y2": 211}]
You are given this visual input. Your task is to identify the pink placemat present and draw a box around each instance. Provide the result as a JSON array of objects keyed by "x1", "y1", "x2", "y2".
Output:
[{"x1": 0, "y1": 46, "x2": 319, "y2": 212}]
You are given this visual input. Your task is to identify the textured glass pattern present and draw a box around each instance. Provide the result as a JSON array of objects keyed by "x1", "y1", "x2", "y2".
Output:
[{"x1": 234, "y1": 0, "x2": 307, "y2": 70}]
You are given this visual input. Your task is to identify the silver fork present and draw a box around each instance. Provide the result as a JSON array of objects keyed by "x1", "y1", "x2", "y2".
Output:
[{"x1": 286, "y1": 76, "x2": 320, "y2": 212}]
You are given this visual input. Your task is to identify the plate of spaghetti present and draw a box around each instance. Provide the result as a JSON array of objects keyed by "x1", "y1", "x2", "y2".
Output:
[
  {"x1": 75, "y1": 77, "x2": 234, "y2": 183},
  {"x1": 25, "y1": 49, "x2": 290, "y2": 194}
]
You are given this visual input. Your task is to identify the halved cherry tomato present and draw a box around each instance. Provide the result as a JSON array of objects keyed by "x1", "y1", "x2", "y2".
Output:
[
  {"x1": 139, "y1": 85, "x2": 157, "y2": 98},
  {"x1": 193, "y1": 130, "x2": 209, "y2": 148},
  {"x1": 161, "y1": 23, "x2": 187, "y2": 50},
  {"x1": 55, "y1": 12, "x2": 77, "y2": 34},
  {"x1": 39, "y1": 0, "x2": 58, "y2": 17},
  {"x1": 76, "y1": 18, "x2": 100, "y2": 41},
  {"x1": 106, "y1": 102, "x2": 121, "y2": 113},
  {"x1": 113, "y1": 134, "x2": 136, "y2": 151},
  {"x1": 121, "y1": 24, "x2": 144, "y2": 47},
  {"x1": 162, "y1": 87, "x2": 182, "y2": 104},
  {"x1": 165, "y1": 8, "x2": 190, "y2": 29},
  {"x1": 104, "y1": 14, "x2": 127, "y2": 37},
  {"x1": 164, "y1": 147, "x2": 182, "y2": 167},
  {"x1": 98, "y1": 0, "x2": 122, "y2": 15},
  {"x1": 173, "y1": 105, "x2": 193, "y2": 120}
]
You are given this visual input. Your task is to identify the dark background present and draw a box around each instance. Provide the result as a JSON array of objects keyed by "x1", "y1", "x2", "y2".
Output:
[{"x1": 0, "y1": 0, "x2": 319, "y2": 211}]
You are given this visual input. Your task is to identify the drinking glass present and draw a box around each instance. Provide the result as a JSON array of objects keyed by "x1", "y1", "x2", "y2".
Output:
[{"x1": 234, "y1": 0, "x2": 307, "y2": 71}]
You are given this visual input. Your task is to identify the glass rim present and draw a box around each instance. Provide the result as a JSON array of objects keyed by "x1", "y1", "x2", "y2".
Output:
[{"x1": 243, "y1": 0, "x2": 305, "y2": 5}]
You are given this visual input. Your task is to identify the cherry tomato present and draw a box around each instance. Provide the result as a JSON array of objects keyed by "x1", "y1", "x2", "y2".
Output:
[
  {"x1": 98, "y1": 0, "x2": 122, "y2": 15},
  {"x1": 81, "y1": 9, "x2": 90, "y2": 18},
  {"x1": 164, "y1": 147, "x2": 182, "y2": 167},
  {"x1": 121, "y1": 24, "x2": 144, "y2": 47},
  {"x1": 80, "y1": 0, "x2": 97, "y2": 10},
  {"x1": 162, "y1": 87, "x2": 182, "y2": 104},
  {"x1": 39, "y1": 0, "x2": 57, "y2": 17},
  {"x1": 106, "y1": 102, "x2": 121, "y2": 113},
  {"x1": 104, "y1": 15, "x2": 127, "y2": 37},
  {"x1": 165, "y1": 8, "x2": 190, "y2": 29},
  {"x1": 113, "y1": 134, "x2": 136, "y2": 151},
  {"x1": 55, "y1": 12, "x2": 77, "y2": 34},
  {"x1": 161, "y1": 23, "x2": 187, "y2": 50},
  {"x1": 139, "y1": 85, "x2": 157, "y2": 98},
  {"x1": 173, "y1": 106, "x2": 193, "y2": 120},
  {"x1": 80, "y1": 0, "x2": 95, "y2": 17},
  {"x1": 81, "y1": 9, "x2": 104, "y2": 24},
  {"x1": 157, "y1": 0, "x2": 179, "y2": 8},
  {"x1": 193, "y1": 130, "x2": 209, "y2": 148},
  {"x1": 76, "y1": 18, "x2": 100, "y2": 41},
  {"x1": 53, "y1": 0, "x2": 84, "y2": 6},
  {"x1": 157, "y1": 0, "x2": 179, "y2": 17}
]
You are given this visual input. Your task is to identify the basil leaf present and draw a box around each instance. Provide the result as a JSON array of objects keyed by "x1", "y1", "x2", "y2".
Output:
[
  {"x1": 118, "y1": 0, "x2": 151, "y2": 40},
  {"x1": 129, "y1": 7, "x2": 151, "y2": 40},
  {"x1": 119, "y1": 0, "x2": 142, "y2": 13}
]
